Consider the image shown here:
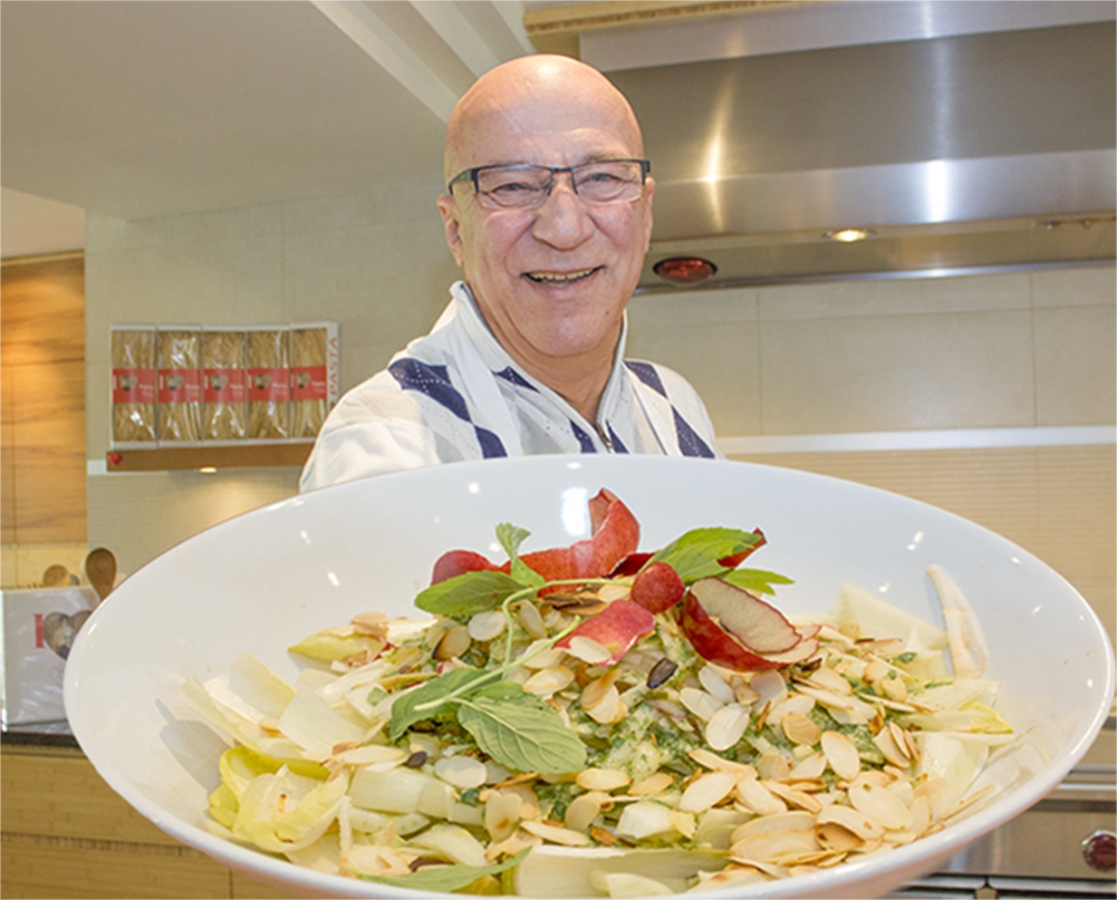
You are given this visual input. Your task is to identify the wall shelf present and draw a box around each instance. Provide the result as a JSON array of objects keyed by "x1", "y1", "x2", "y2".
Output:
[{"x1": 106, "y1": 442, "x2": 313, "y2": 472}]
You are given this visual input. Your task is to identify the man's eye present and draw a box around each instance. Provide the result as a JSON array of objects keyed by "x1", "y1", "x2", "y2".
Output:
[
  {"x1": 489, "y1": 181, "x2": 537, "y2": 194},
  {"x1": 582, "y1": 170, "x2": 623, "y2": 184}
]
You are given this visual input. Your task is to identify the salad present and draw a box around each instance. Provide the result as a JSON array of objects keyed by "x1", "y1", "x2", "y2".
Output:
[{"x1": 183, "y1": 489, "x2": 1018, "y2": 897}]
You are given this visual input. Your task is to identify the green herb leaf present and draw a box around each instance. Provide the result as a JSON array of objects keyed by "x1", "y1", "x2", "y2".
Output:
[
  {"x1": 414, "y1": 569, "x2": 525, "y2": 618},
  {"x1": 388, "y1": 666, "x2": 493, "y2": 741},
  {"x1": 720, "y1": 567, "x2": 794, "y2": 596},
  {"x1": 650, "y1": 527, "x2": 765, "y2": 582},
  {"x1": 360, "y1": 847, "x2": 530, "y2": 891},
  {"x1": 456, "y1": 687, "x2": 587, "y2": 775},
  {"x1": 496, "y1": 522, "x2": 547, "y2": 589}
]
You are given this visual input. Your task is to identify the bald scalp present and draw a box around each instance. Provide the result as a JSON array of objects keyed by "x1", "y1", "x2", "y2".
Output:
[{"x1": 443, "y1": 55, "x2": 644, "y2": 183}]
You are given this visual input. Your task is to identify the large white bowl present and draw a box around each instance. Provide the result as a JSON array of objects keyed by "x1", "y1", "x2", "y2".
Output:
[{"x1": 65, "y1": 455, "x2": 1114, "y2": 899}]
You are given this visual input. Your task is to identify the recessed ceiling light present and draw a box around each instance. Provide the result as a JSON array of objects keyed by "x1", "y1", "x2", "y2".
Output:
[
  {"x1": 824, "y1": 228, "x2": 875, "y2": 243},
  {"x1": 653, "y1": 257, "x2": 718, "y2": 285}
]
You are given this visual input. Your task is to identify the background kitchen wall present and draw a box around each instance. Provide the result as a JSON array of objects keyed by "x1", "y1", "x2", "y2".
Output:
[{"x1": 79, "y1": 194, "x2": 1115, "y2": 647}]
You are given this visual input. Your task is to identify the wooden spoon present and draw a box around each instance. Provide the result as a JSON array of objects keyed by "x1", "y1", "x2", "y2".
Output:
[
  {"x1": 42, "y1": 564, "x2": 70, "y2": 587},
  {"x1": 84, "y1": 547, "x2": 118, "y2": 602}
]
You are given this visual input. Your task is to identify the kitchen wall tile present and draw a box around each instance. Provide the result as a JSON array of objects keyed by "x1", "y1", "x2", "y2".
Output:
[
  {"x1": 757, "y1": 271, "x2": 1031, "y2": 321},
  {"x1": 1031, "y1": 264, "x2": 1116, "y2": 308},
  {"x1": 759, "y1": 310, "x2": 1036, "y2": 433},
  {"x1": 1037, "y1": 444, "x2": 1116, "y2": 584},
  {"x1": 1034, "y1": 304, "x2": 1117, "y2": 426},
  {"x1": 625, "y1": 319, "x2": 762, "y2": 436},
  {"x1": 87, "y1": 469, "x2": 296, "y2": 577},
  {"x1": 629, "y1": 286, "x2": 758, "y2": 326}
]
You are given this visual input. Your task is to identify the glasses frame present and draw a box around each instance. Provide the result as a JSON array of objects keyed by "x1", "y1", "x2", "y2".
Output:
[{"x1": 446, "y1": 158, "x2": 651, "y2": 208}]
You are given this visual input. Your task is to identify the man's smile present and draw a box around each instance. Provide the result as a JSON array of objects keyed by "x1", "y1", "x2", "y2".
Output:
[{"x1": 524, "y1": 266, "x2": 602, "y2": 285}]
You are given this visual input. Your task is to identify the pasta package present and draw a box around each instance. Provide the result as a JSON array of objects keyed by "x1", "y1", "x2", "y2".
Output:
[
  {"x1": 156, "y1": 327, "x2": 203, "y2": 443},
  {"x1": 202, "y1": 329, "x2": 248, "y2": 441},
  {"x1": 246, "y1": 327, "x2": 289, "y2": 439},
  {"x1": 288, "y1": 322, "x2": 338, "y2": 439},
  {"x1": 110, "y1": 325, "x2": 157, "y2": 445}
]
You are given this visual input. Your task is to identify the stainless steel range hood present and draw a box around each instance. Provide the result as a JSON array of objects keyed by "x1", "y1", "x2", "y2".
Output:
[{"x1": 527, "y1": 3, "x2": 1117, "y2": 290}]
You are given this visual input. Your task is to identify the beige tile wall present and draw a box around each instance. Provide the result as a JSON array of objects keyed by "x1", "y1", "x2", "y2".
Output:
[{"x1": 84, "y1": 190, "x2": 1114, "y2": 638}]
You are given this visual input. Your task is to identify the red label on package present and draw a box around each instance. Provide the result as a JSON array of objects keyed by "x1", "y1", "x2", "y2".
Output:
[
  {"x1": 204, "y1": 368, "x2": 247, "y2": 403},
  {"x1": 158, "y1": 368, "x2": 202, "y2": 404},
  {"x1": 289, "y1": 365, "x2": 328, "y2": 401},
  {"x1": 112, "y1": 368, "x2": 156, "y2": 404},
  {"x1": 34, "y1": 613, "x2": 45, "y2": 649},
  {"x1": 247, "y1": 367, "x2": 290, "y2": 402}
]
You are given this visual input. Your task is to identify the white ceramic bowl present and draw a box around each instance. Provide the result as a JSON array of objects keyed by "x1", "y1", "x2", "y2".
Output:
[{"x1": 65, "y1": 455, "x2": 1114, "y2": 899}]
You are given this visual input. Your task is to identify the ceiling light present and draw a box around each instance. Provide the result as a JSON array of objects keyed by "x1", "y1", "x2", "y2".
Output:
[
  {"x1": 653, "y1": 257, "x2": 718, "y2": 286},
  {"x1": 824, "y1": 228, "x2": 875, "y2": 243},
  {"x1": 199, "y1": 466, "x2": 217, "y2": 474}
]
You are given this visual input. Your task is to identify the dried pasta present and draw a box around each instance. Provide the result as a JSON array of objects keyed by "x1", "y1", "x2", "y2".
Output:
[
  {"x1": 111, "y1": 327, "x2": 156, "y2": 444},
  {"x1": 157, "y1": 328, "x2": 203, "y2": 442},
  {"x1": 202, "y1": 329, "x2": 247, "y2": 441},
  {"x1": 246, "y1": 328, "x2": 289, "y2": 439},
  {"x1": 289, "y1": 325, "x2": 330, "y2": 438}
]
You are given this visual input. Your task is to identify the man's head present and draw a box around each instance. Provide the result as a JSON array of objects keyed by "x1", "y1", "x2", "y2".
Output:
[{"x1": 437, "y1": 55, "x2": 654, "y2": 401}]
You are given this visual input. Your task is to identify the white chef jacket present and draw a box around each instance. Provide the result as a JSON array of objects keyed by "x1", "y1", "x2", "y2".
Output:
[{"x1": 299, "y1": 282, "x2": 721, "y2": 491}]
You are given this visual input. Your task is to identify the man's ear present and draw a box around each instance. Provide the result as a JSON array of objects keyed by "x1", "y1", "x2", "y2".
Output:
[
  {"x1": 437, "y1": 194, "x2": 465, "y2": 268},
  {"x1": 641, "y1": 176, "x2": 656, "y2": 252}
]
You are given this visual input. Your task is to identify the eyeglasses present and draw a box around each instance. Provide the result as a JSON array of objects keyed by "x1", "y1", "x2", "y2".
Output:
[{"x1": 447, "y1": 159, "x2": 651, "y2": 210}]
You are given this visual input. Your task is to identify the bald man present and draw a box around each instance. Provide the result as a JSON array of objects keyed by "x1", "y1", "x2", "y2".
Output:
[{"x1": 301, "y1": 55, "x2": 719, "y2": 491}]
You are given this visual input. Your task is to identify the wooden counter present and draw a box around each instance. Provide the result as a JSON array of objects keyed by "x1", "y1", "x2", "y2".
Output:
[{"x1": 0, "y1": 741, "x2": 292, "y2": 899}]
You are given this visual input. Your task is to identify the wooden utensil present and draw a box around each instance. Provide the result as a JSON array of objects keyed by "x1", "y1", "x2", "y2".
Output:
[
  {"x1": 84, "y1": 548, "x2": 118, "y2": 602},
  {"x1": 42, "y1": 564, "x2": 71, "y2": 587}
]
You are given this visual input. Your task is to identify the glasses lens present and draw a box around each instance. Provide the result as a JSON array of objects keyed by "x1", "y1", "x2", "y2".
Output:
[
  {"x1": 475, "y1": 166, "x2": 551, "y2": 209},
  {"x1": 573, "y1": 161, "x2": 645, "y2": 203}
]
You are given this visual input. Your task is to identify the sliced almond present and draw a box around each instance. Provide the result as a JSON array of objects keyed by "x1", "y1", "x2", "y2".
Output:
[
  {"x1": 484, "y1": 789, "x2": 523, "y2": 842},
  {"x1": 735, "y1": 776, "x2": 787, "y2": 816},
  {"x1": 580, "y1": 668, "x2": 620, "y2": 711},
  {"x1": 516, "y1": 601, "x2": 547, "y2": 639},
  {"x1": 586, "y1": 686, "x2": 625, "y2": 724},
  {"x1": 669, "y1": 809, "x2": 697, "y2": 840},
  {"x1": 576, "y1": 767, "x2": 631, "y2": 792},
  {"x1": 755, "y1": 750, "x2": 792, "y2": 782},
  {"x1": 781, "y1": 711, "x2": 822, "y2": 747},
  {"x1": 467, "y1": 609, "x2": 506, "y2": 642},
  {"x1": 523, "y1": 665, "x2": 575, "y2": 697},
  {"x1": 730, "y1": 829, "x2": 819, "y2": 866},
  {"x1": 817, "y1": 821, "x2": 864, "y2": 853},
  {"x1": 522, "y1": 643, "x2": 570, "y2": 670},
  {"x1": 520, "y1": 819, "x2": 592, "y2": 846},
  {"x1": 628, "y1": 772, "x2": 674, "y2": 797},
  {"x1": 731, "y1": 811, "x2": 815, "y2": 842},
  {"x1": 872, "y1": 727, "x2": 911, "y2": 769},
  {"x1": 880, "y1": 675, "x2": 908, "y2": 703},
  {"x1": 680, "y1": 771, "x2": 738, "y2": 813},
  {"x1": 861, "y1": 659, "x2": 891, "y2": 685},
  {"x1": 564, "y1": 793, "x2": 603, "y2": 833},
  {"x1": 434, "y1": 625, "x2": 471, "y2": 660},
  {"x1": 847, "y1": 780, "x2": 912, "y2": 831},
  {"x1": 763, "y1": 780, "x2": 823, "y2": 814},
  {"x1": 799, "y1": 665, "x2": 853, "y2": 696},
  {"x1": 705, "y1": 702, "x2": 750, "y2": 751},
  {"x1": 433, "y1": 755, "x2": 488, "y2": 789},
  {"x1": 689, "y1": 748, "x2": 757, "y2": 780},
  {"x1": 680, "y1": 686, "x2": 724, "y2": 722},
  {"x1": 786, "y1": 752, "x2": 827, "y2": 783},
  {"x1": 698, "y1": 665, "x2": 737, "y2": 704},
  {"x1": 821, "y1": 730, "x2": 862, "y2": 781},
  {"x1": 816, "y1": 803, "x2": 885, "y2": 841}
]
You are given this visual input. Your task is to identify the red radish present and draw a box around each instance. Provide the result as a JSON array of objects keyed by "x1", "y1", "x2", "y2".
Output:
[
  {"x1": 679, "y1": 591, "x2": 808, "y2": 672},
  {"x1": 555, "y1": 599, "x2": 655, "y2": 665},
  {"x1": 609, "y1": 552, "x2": 653, "y2": 577},
  {"x1": 687, "y1": 577, "x2": 802, "y2": 654},
  {"x1": 630, "y1": 562, "x2": 685, "y2": 613},
  {"x1": 718, "y1": 528, "x2": 766, "y2": 569},
  {"x1": 431, "y1": 549, "x2": 498, "y2": 584}
]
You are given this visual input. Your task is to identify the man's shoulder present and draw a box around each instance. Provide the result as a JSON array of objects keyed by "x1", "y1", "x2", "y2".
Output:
[{"x1": 623, "y1": 358, "x2": 702, "y2": 400}]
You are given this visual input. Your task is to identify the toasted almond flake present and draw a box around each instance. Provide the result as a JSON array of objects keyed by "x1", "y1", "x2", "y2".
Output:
[
  {"x1": 698, "y1": 665, "x2": 737, "y2": 704},
  {"x1": 853, "y1": 770, "x2": 893, "y2": 789},
  {"x1": 689, "y1": 748, "x2": 757, "y2": 779},
  {"x1": 586, "y1": 685, "x2": 623, "y2": 724},
  {"x1": 817, "y1": 821, "x2": 864, "y2": 853},
  {"x1": 781, "y1": 711, "x2": 822, "y2": 746},
  {"x1": 705, "y1": 702, "x2": 750, "y2": 752},
  {"x1": 596, "y1": 582, "x2": 631, "y2": 603},
  {"x1": 524, "y1": 665, "x2": 575, "y2": 697},
  {"x1": 680, "y1": 686, "x2": 724, "y2": 722},
  {"x1": 816, "y1": 803, "x2": 885, "y2": 841},
  {"x1": 749, "y1": 670, "x2": 789, "y2": 708},
  {"x1": 484, "y1": 830, "x2": 541, "y2": 862},
  {"x1": 730, "y1": 829, "x2": 819, "y2": 866},
  {"x1": 862, "y1": 659, "x2": 891, "y2": 685},
  {"x1": 576, "y1": 767, "x2": 632, "y2": 792},
  {"x1": 434, "y1": 754, "x2": 488, "y2": 789},
  {"x1": 627, "y1": 772, "x2": 674, "y2": 796},
  {"x1": 468, "y1": 610, "x2": 506, "y2": 642},
  {"x1": 872, "y1": 728, "x2": 911, "y2": 769},
  {"x1": 351, "y1": 611, "x2": 390, "y2": 638},
  {"x1": 434, "y1": 624, "x2": 471, "y2": 660},
  {"x1": 564, "y1": 793, "x2": 603, "y2": 832},
  {"x1": 521, "y1": 642, "x2": 567, "y2": 670},
  {"x1": 848, "y1": 780, "x2": 912, "y2": 831},
  {"x1": 484, "y1": 789, "x2": 523, "y2": 842},
  {"x1": 517, "y1": 602, "x2": 547, "y2": 639},
  {"x1": 565, "y1": 635, "x2": 613, "y2": 664},
  {"x1": 580, "y1": 669, "x2": 620, "y2": 711},
  {"x1": 821, "y1": 730, "x2": 862, "y2": 781},
  {"x1": 503, "y1": 783, "x2": 541, "y2": 820},
  {"x1": 763, "y1": 780, "x2": 823, "y2": 813},
  {"x1": 756, "y1": 751, "x2": 792, "y2": 782},
  {"x1": 680, "y1": 771, "x2": 738, "y2": 813},
  {"x1": 786, "y1": 752, "x2": 827, "y2": 782},
  {"x1": 520, "y1": 819, "x2": 592, "y2": 846},
  {"x1": 735, "y1": 776, "x2": 787, "y2": 816},
  {"x1": 909, "y1": 794, "x2": 933, "y2": 835},
  {"x1": 880, "y1": 675, "x2": 909, "y2": 702},
  {"x1": 331, "y1": 744, "x2": 407, "y2": 767},
  {"x1": 731, "y1": 811, "x2": 815, "y2": 843},
  {"x1": 693, "y1": 866, "x2": 770, "y2": 889},
  {"x1": 669, "y1": 809, "x2": 697, "y2": 839},
  {"x1": 799, "y1": 666, "x2": 853, "y2": 696}
]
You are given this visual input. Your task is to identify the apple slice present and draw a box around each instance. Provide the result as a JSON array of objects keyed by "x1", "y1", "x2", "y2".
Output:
[
  {"x1": 687, "y1": 578, "x2": 801, "y2": 655},
  {"x1": 679, "y1": 592, "x2": 811, "y2": 672},
  {"x1": 630, "y1": 562, "x2": 685, "y2": 613},
  {"x1": 555, "y1": 599, "x2": 655, "y2": 666},
  {"x1": 431, "y1": 549, "x2": 499, "y2": 584},
  {"x1": 718, "y1": 528, "x2": 767, "y2": 569}
]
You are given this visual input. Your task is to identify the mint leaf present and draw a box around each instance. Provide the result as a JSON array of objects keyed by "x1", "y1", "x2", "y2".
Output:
[
  {"x1": 414, "y1": 569, "x2": 524, "y2": 618},
  {"x1": 456, "y1": 688, "x2": 587, "y2": 775},
  {"x1": 721, "y1": 567, "x2": 794, "y2": 596},
  {"x1": 361, "y1": 847, "x2": 530, "y2": 891},
  {"x1": 388, "y1": 666, "x2": 493, "y2": 740},
  {"x1": 496, "y1": 522, "x2": 547, "y2": 589},
  {"x1": 650, "y1": 527, "x2": 765, "y2": 582}
]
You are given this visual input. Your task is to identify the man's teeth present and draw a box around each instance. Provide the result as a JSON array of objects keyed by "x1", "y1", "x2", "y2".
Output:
[{"x1": 526, "y1": 268, "x2": 596, "y2": 284}]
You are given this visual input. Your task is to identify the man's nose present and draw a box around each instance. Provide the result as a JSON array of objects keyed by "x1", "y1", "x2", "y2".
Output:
[{"x1": 531, "y1": 173, "x2": 595, "y2": 248}]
